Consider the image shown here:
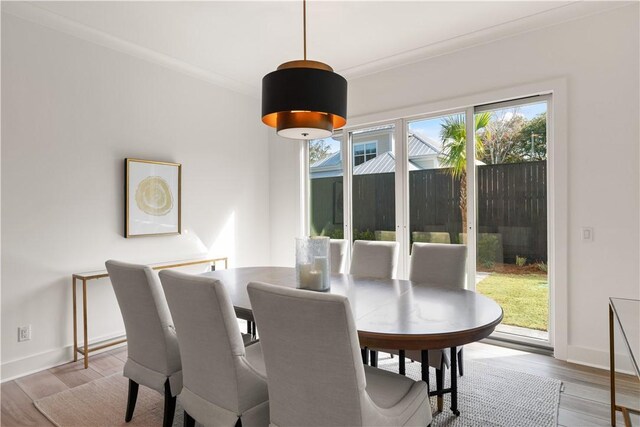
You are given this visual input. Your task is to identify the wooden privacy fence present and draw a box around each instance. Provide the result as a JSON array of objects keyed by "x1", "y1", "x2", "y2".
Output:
[{"x1": 310, "y1": 160, "x2": 547, "y2": 263}]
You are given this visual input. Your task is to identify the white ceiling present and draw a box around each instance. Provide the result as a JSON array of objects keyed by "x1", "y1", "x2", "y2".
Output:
[{"x1": 6, "y1": 1, "x2": 630, "y2": 96}]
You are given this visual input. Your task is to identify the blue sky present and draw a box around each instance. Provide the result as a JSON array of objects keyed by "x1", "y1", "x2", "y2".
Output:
[
  {"x1": 409, "y1": 102, "x2": 547, "y2": 142},
  {"x1": 314, "y1": 101, "x2": 546, "y2": 153}
]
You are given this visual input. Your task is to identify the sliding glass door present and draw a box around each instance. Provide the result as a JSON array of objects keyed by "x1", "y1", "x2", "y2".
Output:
[
  {"x1": 473, "y1": 97, "x2": 550, "y2": 342},
  {"x1": 308, "y1": 134, "x2": 343, "y2": 238},
  {"x1": 306, "y1": 94, "x2": 552, "y2": 346},
  {"x1": 349, "y1": 125, "x2": 396, "y2": 243},
  {"x1": 406, "y1": 113, "x2": 467, "y2": 254}
]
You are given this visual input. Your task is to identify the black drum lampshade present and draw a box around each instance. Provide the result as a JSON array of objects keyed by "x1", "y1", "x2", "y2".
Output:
[{"x1": 262, "y1": 60, "x2": 347, "y2": 140}]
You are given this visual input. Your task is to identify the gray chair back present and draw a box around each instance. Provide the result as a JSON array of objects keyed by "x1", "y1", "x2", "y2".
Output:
[
  {"x1": 247, "y1": 282, "x2": 366, "y2": 427},
  {"x1": 349, "y1": 240, "x2": 399, "y2": 279},
  {"x1": 329, "y1": 239, "x2": 347, "y2": 274},
  {"x1": 159, "y1": 270, "x2": 268, "y2": 417},
  {"x1": 105, "y1": 260, "x2": 181, "y2": 393},
  {"x1": 409, "y1": 242, "x2": 467, "y2": 288}
]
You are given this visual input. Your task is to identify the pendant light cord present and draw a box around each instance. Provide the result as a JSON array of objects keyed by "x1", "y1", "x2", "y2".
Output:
[{"x1": 303, "y1": 0, "x2": 307, "y2": 60}]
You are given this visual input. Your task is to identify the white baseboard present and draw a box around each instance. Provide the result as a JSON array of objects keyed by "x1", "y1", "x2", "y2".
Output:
[
  {"x1": 1, "y1": 331, "x2": 126, "y2": 382},
  {"x1": 567, "y1": 344, "x2": 636, "y2": 375},
  {"x1": 1, "y1": 347, "x2": 73, "y2": 383}
]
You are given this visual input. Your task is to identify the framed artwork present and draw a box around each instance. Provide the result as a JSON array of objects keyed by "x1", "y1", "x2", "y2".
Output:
[{"x1": 125, "y1": 158, "x2": 181, "y2": 237}]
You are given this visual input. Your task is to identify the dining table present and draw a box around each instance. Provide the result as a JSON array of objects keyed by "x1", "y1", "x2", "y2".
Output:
[{"x1": 201, "y1": 266, "x2": 503, "y2": 416}]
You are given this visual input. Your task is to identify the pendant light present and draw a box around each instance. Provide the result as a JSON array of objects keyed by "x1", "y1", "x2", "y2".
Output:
[{"x1": 261, "y1": 0, "x2": 347, "y2": 140}]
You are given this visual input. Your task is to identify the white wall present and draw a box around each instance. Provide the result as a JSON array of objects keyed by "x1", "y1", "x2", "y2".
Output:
[
  {"x1": 270, "y1": 4, "x2": 640, "y2": 369},
  {"x1": 1, "y1": 12, "x2": 269, "y2": 380},
  {"x1": 268, "y1": 132, "x2": 303, "y2": 267}
]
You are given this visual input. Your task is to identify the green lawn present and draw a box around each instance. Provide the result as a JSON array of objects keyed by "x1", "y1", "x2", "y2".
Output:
[{"x1": 476, "y1": 273, "x2": 548, "y2": 331}]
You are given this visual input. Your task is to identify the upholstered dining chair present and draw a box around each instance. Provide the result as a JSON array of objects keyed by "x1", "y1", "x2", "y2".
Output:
[
  {"x1": 349, "y1": 240, "x2": 399, "y2": 279},
  {"x1": 329, "y1": 239, "x2": 348, "y2": 274},
  {"x1": 409, "y1": 242, "x2": 467, "y2": 289},
  {"x1": 350, "y1": 240, "x2": 399, "y2": 366},
  {"x1": 159, "y1": 270, "x2": 269, "y2": 427},
  {"x1": 408, "y1": 242, "x2": 467, "y2": 373},
  {"x1": 105, "y1": 260, "x2": 182, "y2": 427},
  {"x1": 247, "y1": 281, "x2": 431, "y2": 427},
  {"x1": 401, "y1": 242, "x2": 468, "y2": 411}
]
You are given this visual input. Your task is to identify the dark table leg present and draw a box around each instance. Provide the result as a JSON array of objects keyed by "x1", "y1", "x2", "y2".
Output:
[
  {"x1": 436, "y1": 363, "x2": 444, "y2": 412},
  {"x1": 399, "y1": 350, "x2": 406, "y2": 375},
  {"x1": 450, "y1": 346, "x2": 460, "y2": 416},
  {"x1": 421, "y1": 350, "x2": 430, "y2": 391}
]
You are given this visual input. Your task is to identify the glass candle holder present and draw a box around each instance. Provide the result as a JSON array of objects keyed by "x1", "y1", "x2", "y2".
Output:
[{"x1": 296, "y1": 236, "x2": 331, "y2": 292}]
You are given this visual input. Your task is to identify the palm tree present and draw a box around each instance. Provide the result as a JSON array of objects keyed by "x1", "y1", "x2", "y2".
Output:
[{"x1": 438, "y1": 112, "x2": 491, "y2": 236}]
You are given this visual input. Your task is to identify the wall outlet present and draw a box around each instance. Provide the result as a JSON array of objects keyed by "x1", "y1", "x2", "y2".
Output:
[
  {"x1": 18, "y1": 325, "x2": 31, "y2": 342},
  {"x1": 581, "y1": 227, "x2": 594, "y2": 242}
]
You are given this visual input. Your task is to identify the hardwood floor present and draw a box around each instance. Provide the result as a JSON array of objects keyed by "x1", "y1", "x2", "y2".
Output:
[
  {"x1": 1, "y1": 346, "x2": 126, "y2": 427},
  {"x1": 1, "y1": 343, "x2": 638, "y2": 426}
]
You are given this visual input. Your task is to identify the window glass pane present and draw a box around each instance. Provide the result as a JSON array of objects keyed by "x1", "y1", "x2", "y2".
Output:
[
  {"x1": 309, "y1": 135, "x2": 343, "y2": 238},
  {"x1": 351, "y1": 125, "x2": 395, "y2": 242},
  {"x1": 474, "y1": 100, "x2": 549, "y2": 341},
  {"x1": 406, "y1": 113, "x2": 467, "y2": 250}
]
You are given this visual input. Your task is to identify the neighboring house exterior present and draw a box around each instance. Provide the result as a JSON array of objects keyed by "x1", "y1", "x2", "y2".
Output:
[{"x1": 310, "y1": 132, "x2": 444, "y2": 178}]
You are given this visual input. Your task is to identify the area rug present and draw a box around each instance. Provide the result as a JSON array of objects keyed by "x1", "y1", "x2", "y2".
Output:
[
  {"x1": 35, "y1": 359, "x2": 561, "y2": 427},
  {"x1": 378, "y1": 357, "x2": 562, "y2": 426}
]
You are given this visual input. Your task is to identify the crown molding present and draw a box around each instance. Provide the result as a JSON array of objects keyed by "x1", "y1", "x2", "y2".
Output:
[
  {"x1": 339, "y1": 1, "x2": 634, "y2": 80},
  {"x1": 2, "y1": 1, "x2": 633, "y2": 96},
  {"x1": 1, "y1": 2, "x2": 258, "y2": 98}
]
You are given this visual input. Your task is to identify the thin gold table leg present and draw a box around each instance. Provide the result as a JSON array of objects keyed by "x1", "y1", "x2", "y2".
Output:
[
  {"x1": 621, "y1": 407, "x2": 631, "y2": 427},
  {"x1": 72, "y1": 277, "x2": 78, "y2": 362},
  {"x1": 83, "y1": 279, "x2": 89, "y2": 369},
  {"x1": 609, "y1": 304, "x2": 616, "y2": 427}
]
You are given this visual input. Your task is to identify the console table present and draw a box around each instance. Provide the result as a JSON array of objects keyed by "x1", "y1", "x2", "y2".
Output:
[
  {"x1": 609, "y1": 297, "x2": 640, "y2": 426},
  {"x1": 72, "y1": 257, "x2": 227, "y2": 369}
]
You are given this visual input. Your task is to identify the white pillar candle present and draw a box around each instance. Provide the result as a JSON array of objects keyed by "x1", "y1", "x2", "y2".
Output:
[
  {"x1": 299, "y1": 263, "x2": 323, "y2": 290},
  {"x1": 306, "y1": 270, "x2": 323, "y2": 291},
  {"x1": 313, "y1": 256, "x2": 329, "y2": 290}
]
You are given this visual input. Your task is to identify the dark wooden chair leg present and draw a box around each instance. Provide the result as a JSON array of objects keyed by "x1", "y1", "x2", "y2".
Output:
[
  {"x1": 370, "y1": 350, "x2": 378, "y2": 367},
  {"x1": 163, "y1": 380, "x2": 177, "y2": 427},
  {"x1": 125, "y1": 379, "x2": 139, "y2": 422},
  {"x1": 458, "y1": 347, "x2": 464, "y2": 376},
  {"x1": 361, "y1": 347, "x2": 369, "y2": 365},
  {"x1": 184, "y1": 410, "x2": 196, "y2": 427}
]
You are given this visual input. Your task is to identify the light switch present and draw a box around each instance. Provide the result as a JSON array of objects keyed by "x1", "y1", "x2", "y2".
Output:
[{"x1": 581, "y1": 227, "x2": 594, "y2": 242}]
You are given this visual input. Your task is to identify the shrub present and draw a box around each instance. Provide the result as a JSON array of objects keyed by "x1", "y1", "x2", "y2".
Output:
[
  {"x1": 353, "y1": 229, "x2": 375, "y2": 241},
  {"x1": 477, "y1": 234, "x2": 501, "y2": 267},
  {"x1": 536, "y1": 262, "x2": 548, "y2": 272},
  {"x1": 515, "y1": 255, "x2": 527, "y2": 267},
  {"x1": 481, "y1": 259, "x2": 495, "y2": 269},
  {"x1": 326, "y1": 228, "x2": 344, "y2": 239}
]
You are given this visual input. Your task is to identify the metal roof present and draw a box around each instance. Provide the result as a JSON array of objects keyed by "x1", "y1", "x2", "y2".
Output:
[
  {"x1": 408, "y1": 132, "x2": 442, "y2": 156},
  {"x1": 310, "y1": 151, "x2": 341, "y2": 168},
  {"x1": 310, "y1": 132, "x2": 442, "y2": 177},
  {"x1": 352, "y1": 152, "x2": 420, "y2": 175}
]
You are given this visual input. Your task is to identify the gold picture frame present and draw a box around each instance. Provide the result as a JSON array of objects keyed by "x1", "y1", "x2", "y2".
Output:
[{"x1": 125, "y1": 158, "x2": 181, "y2": 238}]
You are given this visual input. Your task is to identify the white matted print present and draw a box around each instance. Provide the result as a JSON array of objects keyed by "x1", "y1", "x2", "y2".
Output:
[{"x1": 125, "y1": 158, "x2": 181, "y2": 237}]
